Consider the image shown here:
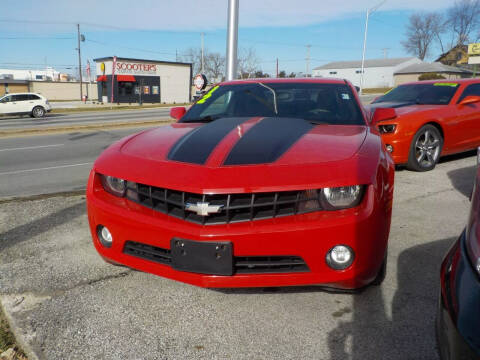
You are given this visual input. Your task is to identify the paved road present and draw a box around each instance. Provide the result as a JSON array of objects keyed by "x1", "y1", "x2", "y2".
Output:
[
  {"x1": 0, "y1": 126, "x2": 160, "y2": 198},
  {"x1": 0, "y1": 153, "x2": 476, "y2": 359},
  {"x1": 0, "y1": 108, "x2": 171, "y2": 131}
]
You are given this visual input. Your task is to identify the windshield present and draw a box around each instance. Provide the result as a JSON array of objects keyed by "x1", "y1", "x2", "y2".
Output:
[
  {"x1": 182, "y1": 82, "x2": 365, "y2": 125},
  {"x1": 373, "y1": 83, "x2": 460, "y2": 105}
]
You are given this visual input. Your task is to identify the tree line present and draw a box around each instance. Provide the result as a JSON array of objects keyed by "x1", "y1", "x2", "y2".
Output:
[{"x1": 403, "y1": 0, "x2": 480, "y2": 60}]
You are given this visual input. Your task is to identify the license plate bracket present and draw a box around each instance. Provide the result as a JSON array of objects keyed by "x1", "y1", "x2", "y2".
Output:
[{"x1": 170, "y1": 238, "x2": 233, "y2": 276}]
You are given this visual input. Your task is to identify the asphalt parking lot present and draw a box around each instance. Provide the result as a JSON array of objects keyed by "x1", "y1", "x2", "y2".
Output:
[{"x1": 0, "y1": 151, "x2": 477, "y2": 360}]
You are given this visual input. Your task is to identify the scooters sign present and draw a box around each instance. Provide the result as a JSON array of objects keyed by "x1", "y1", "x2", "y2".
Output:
[{"x1": 116, "y1": 62, "x2": 157, "y2": 75}]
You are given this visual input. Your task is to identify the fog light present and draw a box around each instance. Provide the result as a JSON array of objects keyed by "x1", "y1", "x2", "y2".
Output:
[
  {"x1": 386, "y1": 144, "x2": 393, "y2": 153},
  {"x1": 326, "y1": 245, "x2": 354, "y2": 270},
  {"x1": 97, "y1": 225, "x2": 113, "y2": 248}
]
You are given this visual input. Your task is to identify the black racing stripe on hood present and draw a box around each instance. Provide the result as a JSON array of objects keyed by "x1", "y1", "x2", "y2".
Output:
[
  {"x1": 224, "y1": 117, "x2": 314, "y2": 165},
  {"x1": 167, "y1": 117, "x2": 251, "y2": 164}
]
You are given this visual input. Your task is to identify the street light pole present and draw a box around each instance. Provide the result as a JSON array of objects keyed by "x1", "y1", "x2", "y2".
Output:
[
  {"x1": 360, "y1": 0, "x2": 386, "y2": 94},
  {"x1": 225, "y1": 0, "x2": 239, "y2": 81},
  {"x1": 77, "y1": 23, "x2": 83, "y2": 100}
]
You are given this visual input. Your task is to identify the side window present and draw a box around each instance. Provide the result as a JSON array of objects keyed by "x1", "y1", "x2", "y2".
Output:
[
  {"x1": 12, "y1": 95, "x2": 29, "y2": 102},
  {"x1": 0, "y1": 96, "x2": 11, "y2": 103},
  {"x1": 457, "y1": 84, "x2": 480, "y2": 103},
  {"x1": 28, "y1": 94, "x2": 40, "y2": 100}
]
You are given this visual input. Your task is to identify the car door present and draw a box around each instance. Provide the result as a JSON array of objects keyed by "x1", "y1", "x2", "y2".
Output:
[
  {"x1": 454, "y1": 83, "x2": 480, "y2": 149},
  {"x1": 27, "y1": 94, "x2": 41, "y2": 112},
  {"x1": 0, "y1": 95, "x2": 14, "y2": 114}
]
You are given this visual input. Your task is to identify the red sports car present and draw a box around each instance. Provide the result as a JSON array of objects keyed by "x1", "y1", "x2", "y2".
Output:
[
  {"x1": 367, "y1": 79, "x2": 480, "y2": 171},
  {"x1": 86, "y1": 78, "x2": 394, "y2": 289}
]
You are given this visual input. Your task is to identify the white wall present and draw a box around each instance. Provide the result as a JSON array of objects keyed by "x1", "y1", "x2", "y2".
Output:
[
  {"x1": 312, "y1": 58, "x2": 422, "y2": 88},
  {"x1": 0, "y1": 68, "x2": 60, "y2": 81}
]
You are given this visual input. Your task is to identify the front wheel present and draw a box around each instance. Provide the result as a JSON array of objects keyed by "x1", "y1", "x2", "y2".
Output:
[
  {"x1": 32, "y1": 106, "x2": 46, "y2": 118},
  {"x1": 407, "y1": 124, "x2": 443, "y2": 172}
]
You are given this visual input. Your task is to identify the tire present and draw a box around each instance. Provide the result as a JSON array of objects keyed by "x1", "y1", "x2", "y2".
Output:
[
  {"x1": 32, "y1": 106, "x2": 46, "y2": 118},
  {"x1": 371, "y1": 255, "x2": 387, "y2": 286},
  {"x1": 407, "y1": 124, "x2": 443, "y2": 172}
]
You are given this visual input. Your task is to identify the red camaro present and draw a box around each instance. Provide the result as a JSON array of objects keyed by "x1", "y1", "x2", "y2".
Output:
[
  {"x1": 367, "y1": 79, "x2": 480, "y2": 171},
  {"x1": 86, "y1": 78, "x2": 394, "y2": 289}
]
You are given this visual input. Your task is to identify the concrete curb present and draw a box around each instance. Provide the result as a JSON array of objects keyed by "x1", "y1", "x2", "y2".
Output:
[
  {"x1": 0, "y1": 190, "x2": 86, "y2": 204},
  {"x1": 0, "y1": 119, "x2": 172, "y2": 138},
  {"x1": 0, "y1": 298, "x2": 39, "y2": 360}
]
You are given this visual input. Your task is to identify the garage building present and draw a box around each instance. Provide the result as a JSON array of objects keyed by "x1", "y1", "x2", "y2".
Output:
[
  {"x1": 94, "y1": 57, "x2": 192, "y2": 104},
  {"x1": 312, "y1": 57, "x2": 422, "y2": 88}
]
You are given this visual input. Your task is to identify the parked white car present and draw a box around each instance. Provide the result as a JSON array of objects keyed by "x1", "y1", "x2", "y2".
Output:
[{"x1": 0, "y1": 93, "x2": 52, "y2": 118}]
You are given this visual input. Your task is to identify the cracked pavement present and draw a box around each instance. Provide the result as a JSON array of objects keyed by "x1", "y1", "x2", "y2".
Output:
[{"x1": 0, "y1": 151, "x2": 477, "y2": 360}]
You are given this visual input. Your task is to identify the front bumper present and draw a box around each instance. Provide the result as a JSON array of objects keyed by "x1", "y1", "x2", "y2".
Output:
[
  {"x1": 437, "y1": 231, "x2": 480, "y2": 359},
  {"x1": 380, "y1": 131, "x2": 410, "y2": 165},
  {"x1": 86, "y1": 172, "x2": 391, "y2": 289}
]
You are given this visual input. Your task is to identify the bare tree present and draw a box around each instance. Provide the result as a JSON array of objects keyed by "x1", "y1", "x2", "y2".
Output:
[
  {"x1": 180, "y1": 47, "x2": 202, "y2": 75},
  {"x1": 447, "y1": 0, "x2": 480, "y2": 45},
  {"x1": 205, "y1": 52, "x2": 225, "y2": 82},
  {"x1": 238, "y1": 47, "x2": 260, "y2": 79},
  {"x1": 402, "y1": 12, "x2": 444, "y2": 60},
  {"x1": 180, "y1": 48, "x2": 225, "y2": 82}
]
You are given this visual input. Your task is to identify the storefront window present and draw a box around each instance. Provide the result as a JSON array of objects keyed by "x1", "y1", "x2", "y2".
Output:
[{"x1": 119, "y1": 82, "x2": 134, "y2": 96}]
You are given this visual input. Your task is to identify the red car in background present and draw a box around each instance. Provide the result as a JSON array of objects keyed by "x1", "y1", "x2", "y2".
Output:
[
  {"x1": 367, "y1": 79, "x2": 480, "y2": 171},
  {"x1": 86, "y1": 78, "x2": 394, "y2": 290}
]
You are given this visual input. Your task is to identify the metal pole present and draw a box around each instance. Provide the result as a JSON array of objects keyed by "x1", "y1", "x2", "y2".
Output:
[
  {"x1": 77, "y1": 24, "x2": 83, "y2": 100},
  {"x1": 201, "y1": 32, "x2": 205, "y2": 73},
  {"x1": 225, "y1": 0, "x2": 239, "y2": 81},
  {"x1": 360, "y1": 9, "x2": 369, "y2": 95},
  {"x1": 276, "y1": 58, "x2": 279, "y2": 78},
  {"x1": 360, "y1": 1, "x2": 386, "y2": 94},
  {"x1": 306, "y1": 45, "x2": 311, "y2": 77}
]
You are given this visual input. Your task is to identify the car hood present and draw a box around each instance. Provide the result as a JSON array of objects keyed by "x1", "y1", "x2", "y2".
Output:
[
  {"x1": 94, "y1": 117, "x2": 376, "y2": 193},
  {"x1": 366, "y1": 102, "x2": 441, "y2": 116},
  {"x1": 120, "y1": 117, "x2": 367, "y2": 166}
]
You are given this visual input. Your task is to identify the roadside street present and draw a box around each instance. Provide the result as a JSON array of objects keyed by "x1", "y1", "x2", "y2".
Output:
[
  {"x1": 0, "y1": 108, "x2": 171, "y2": 132},
  {"x1": 0, "y1": 152, "x2": 476, "y2": 360},
  {"x1": 0, "y1": 126, "x2": 162, "y2": 199}
]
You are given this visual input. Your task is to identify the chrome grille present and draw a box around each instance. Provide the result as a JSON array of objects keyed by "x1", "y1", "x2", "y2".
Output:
[{"x1": 125, "y1": 182, "x2": 323, "y2": 225}]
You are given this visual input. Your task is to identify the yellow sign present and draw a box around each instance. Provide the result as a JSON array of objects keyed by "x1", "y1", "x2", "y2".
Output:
[
  {"x1": 100, "y1": 62, "x2": 106, "y2": 72},
  {"x1": 468, "y1": 43, "x2": 480, "y2": 55}
]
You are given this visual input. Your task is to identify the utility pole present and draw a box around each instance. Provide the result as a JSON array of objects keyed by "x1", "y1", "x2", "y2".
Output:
[
  {"x1": 382, "y1": 48, "x2": 390, "y2": 59},
  {"x1": 225, "y1": 0, "x2": 239, "y2": 81},
  {"x1": 77, "y1": 23, "x2": 83, "y2": 100},
  {"x1": 306, "y1": 45, "x2": 311, "y2": 77},
  {"x1": 360, "y1": 0, "x2": 386, "y2": 94},
  {"x1": 201, "y1": 32, "x2": 205, "y2": 73},
  {"x1": 276, "y1": 58, "x2": 279, "y2": 78}
]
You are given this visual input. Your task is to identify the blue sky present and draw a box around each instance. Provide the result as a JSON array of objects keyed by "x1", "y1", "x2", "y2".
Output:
[{"x1": 0, "y1": 0, "x2": 453, "y2": 76}]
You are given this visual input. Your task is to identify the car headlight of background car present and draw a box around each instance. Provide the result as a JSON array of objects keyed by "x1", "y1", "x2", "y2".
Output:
[
  {"x1": 378, "y1": 124, "x2": 396, "y2": 134},
  {"x1": 100, "y1": 174, "x2": 364, "y2": 212}
]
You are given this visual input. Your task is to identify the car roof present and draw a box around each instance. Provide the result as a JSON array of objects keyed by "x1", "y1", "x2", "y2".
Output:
[
  {"x1": 1, "y1": 92, "x2": 43, "y2": 96},
  {"x1": 219, "y1": 77, "x2": 349, "y2": 86},
  {"x1": 399, "y1": 78, "x2": 480, "y2": 86}
]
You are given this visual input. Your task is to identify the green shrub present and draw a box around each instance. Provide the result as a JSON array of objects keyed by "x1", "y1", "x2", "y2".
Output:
[{"x1": 418, "y1": 73, "x2": 446, "y2": 81}]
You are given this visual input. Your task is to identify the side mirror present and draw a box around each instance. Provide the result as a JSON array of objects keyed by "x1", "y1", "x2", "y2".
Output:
[
  {"x1": 371, "y1": 107, "x2": 397, "y2": 126},
  {"x1": 459, "y1": 95, "x2": 480, "y2": 106},
  {"x1": 354, "y1": 86, "x2": 360, "y2": 92},
  {"x1": 170, "y1": 107, "x2": 186, "y2": 121}
]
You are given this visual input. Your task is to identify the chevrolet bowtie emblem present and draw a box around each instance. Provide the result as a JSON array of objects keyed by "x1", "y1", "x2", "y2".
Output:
[{"x1": 185, "y1": 202, "x2": 224, "y2": 216}]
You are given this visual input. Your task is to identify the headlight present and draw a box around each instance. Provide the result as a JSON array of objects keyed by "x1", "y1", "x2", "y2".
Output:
[
  {"x1": 100, "y1": 175, "x2": 126, "y2": 197},
  {"x1": 321, "y1": 185, "x2": 363, "y2": 210},
  {"x1": 378, "y1": 124, "x2": 396, "y2": 134}
]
